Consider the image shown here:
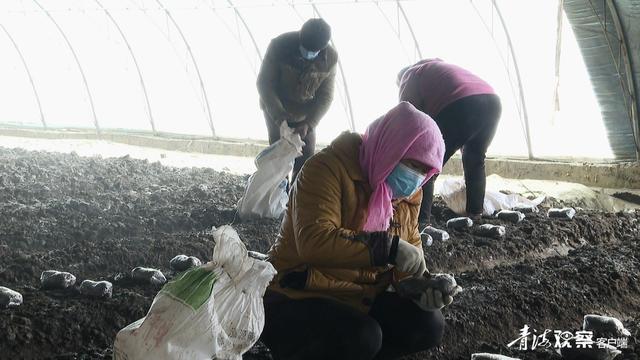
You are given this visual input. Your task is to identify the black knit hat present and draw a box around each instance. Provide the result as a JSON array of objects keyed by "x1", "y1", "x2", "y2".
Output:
[{"x1": 299, "y1": 18, "x2": 331, "y2": 52}]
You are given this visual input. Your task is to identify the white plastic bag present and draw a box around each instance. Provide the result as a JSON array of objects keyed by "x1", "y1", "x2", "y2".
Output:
[
  {"x1": 113, "y1": 226, "x2": 277, "y2": 360},
  {"x1": 438, "y1": 177, "x2": 545, "y2": 216},
  {"x1": 237, "y1": 122, "x2": 304, "y2": 219}
]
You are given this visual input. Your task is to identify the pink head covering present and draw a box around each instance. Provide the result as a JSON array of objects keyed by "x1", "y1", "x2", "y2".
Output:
[{"x1": 359, "y1": 102, "x2": 445, "y2": 232}]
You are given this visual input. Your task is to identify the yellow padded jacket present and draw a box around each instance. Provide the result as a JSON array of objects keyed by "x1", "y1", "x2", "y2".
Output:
[{"x1": 267, "y1": 131, "x2": 423, "y2": 312}]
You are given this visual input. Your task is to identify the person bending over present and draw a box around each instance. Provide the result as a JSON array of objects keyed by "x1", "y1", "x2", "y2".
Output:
[
  {"x1": 398, "y1": 58, "x2": 502, "y2": 224},
  {"x1": 257, "y1": 18, "x2": 337, "y2": 183}
]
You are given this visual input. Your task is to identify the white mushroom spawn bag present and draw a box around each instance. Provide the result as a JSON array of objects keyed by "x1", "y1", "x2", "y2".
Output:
[
  {"x1": 439, "y1": 177, "x2": 544, "y2": 216},
  {"x1": 237, "y1": 122, "x2": 304, "y2": 219},
  {"x1": 113, "y1": 226, "x2": 277, "y2": 360}
]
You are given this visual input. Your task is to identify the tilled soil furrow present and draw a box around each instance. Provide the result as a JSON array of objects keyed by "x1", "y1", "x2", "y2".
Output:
[{"x1": 0, "y1": 147, "x2": 638, "y2": 360}]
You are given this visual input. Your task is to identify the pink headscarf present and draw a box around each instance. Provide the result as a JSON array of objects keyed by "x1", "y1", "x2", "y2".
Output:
[{"x1": 359, "y1": 102, "x2": 445, "y2": 232}]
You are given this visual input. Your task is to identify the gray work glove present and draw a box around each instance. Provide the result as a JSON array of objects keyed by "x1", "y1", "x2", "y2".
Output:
[
  {"x1": 293, "y1": 123, "x2": 309, "y2": 138},
  {"x1": 417, "y1": 287, "x2": 454, "y2": 311},
  {"x1": 395, "y1": 273, "x2": 461, "y2": 312},
  {"x1": 392, "y1": 239, "x2": 427, "y2": 277}
]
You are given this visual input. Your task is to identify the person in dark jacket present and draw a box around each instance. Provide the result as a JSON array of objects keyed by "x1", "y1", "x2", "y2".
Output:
[
  {"x1": 257, "y1": 18, "x2": 338, "y2": 182},
  {"x1": 398, "y1": 58, "x2": 502, "y2": 223}
]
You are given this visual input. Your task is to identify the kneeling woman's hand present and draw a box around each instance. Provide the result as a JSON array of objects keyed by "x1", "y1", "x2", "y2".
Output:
[
  {"x1": 391, "y1": 239, "x2": 427, "y2": 277},
  {"x1": 417, "y1": 288, "x2": 454, "y2": 311}
]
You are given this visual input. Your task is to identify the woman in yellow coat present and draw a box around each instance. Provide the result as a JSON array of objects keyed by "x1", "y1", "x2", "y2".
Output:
[{"x1": 261, "y1": 102, "x2": 450, "y2": 360}]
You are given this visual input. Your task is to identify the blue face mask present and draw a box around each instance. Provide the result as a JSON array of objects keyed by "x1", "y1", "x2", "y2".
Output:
[
  {"x1": 386, "y1": 163, "x2": 426, "y2": 199},
  {"x1": 299, "y1": 45, "x2": 320, "y2": 60}
]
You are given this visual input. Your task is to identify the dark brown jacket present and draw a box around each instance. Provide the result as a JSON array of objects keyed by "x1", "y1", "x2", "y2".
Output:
[
  {"x1": 267, "y1": 132, "x2": 423, "y2": 312},
  {"x1": 257, "y1": 31, "x2": 338, "y2": 128}
]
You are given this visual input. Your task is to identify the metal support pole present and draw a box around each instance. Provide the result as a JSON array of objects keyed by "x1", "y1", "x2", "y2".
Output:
[
  {"x1": 552, "y1": 0, "x2": 564, "y2": 125},
  {"x1": 226, "y1": 0, "x2": 263, "y2": 62},
  {"x1": 309, "y1": 1, "x2": 356, "y2": 131},
  {"x1": 469, "y1": 0, "x2": 532, "y2": 158},
  {"x1": 372, "y1": 1, "x2": 420, "y2": 61},
  {"x1": 204, "y1": 1, "x2": 261, "y2": 75},
  {"x1": 0, "y1": 22, "x2": 46, "y2": 128},
  {"x1": 94, "y1": 0, "x2": 157, "y2": 134},
  {"x1": 492, "y1": 0, "x2": 533, "y2": 159},
  {"x1": 395, "y1": 1, "x2": 422, "y2": 59},
  {"x1": 33, "y1": 0, "x2": 100, "y2": 135},
  {"x1": 154, "y1": 0, "x2": 216, "y2": 137}
]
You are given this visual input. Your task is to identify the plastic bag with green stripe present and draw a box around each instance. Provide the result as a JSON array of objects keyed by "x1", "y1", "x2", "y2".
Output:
[{"x1": 114, "y1": 226, "x2": 277, "y2": 360}]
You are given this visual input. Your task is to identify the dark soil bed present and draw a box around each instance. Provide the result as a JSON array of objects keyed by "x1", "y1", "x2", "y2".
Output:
[
  {"x1": 613, "y1": 192, "x2": 640, "y2": 206},
  {"x1": 0, "y1": 147, "x2": 638, "y2": 360}
]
